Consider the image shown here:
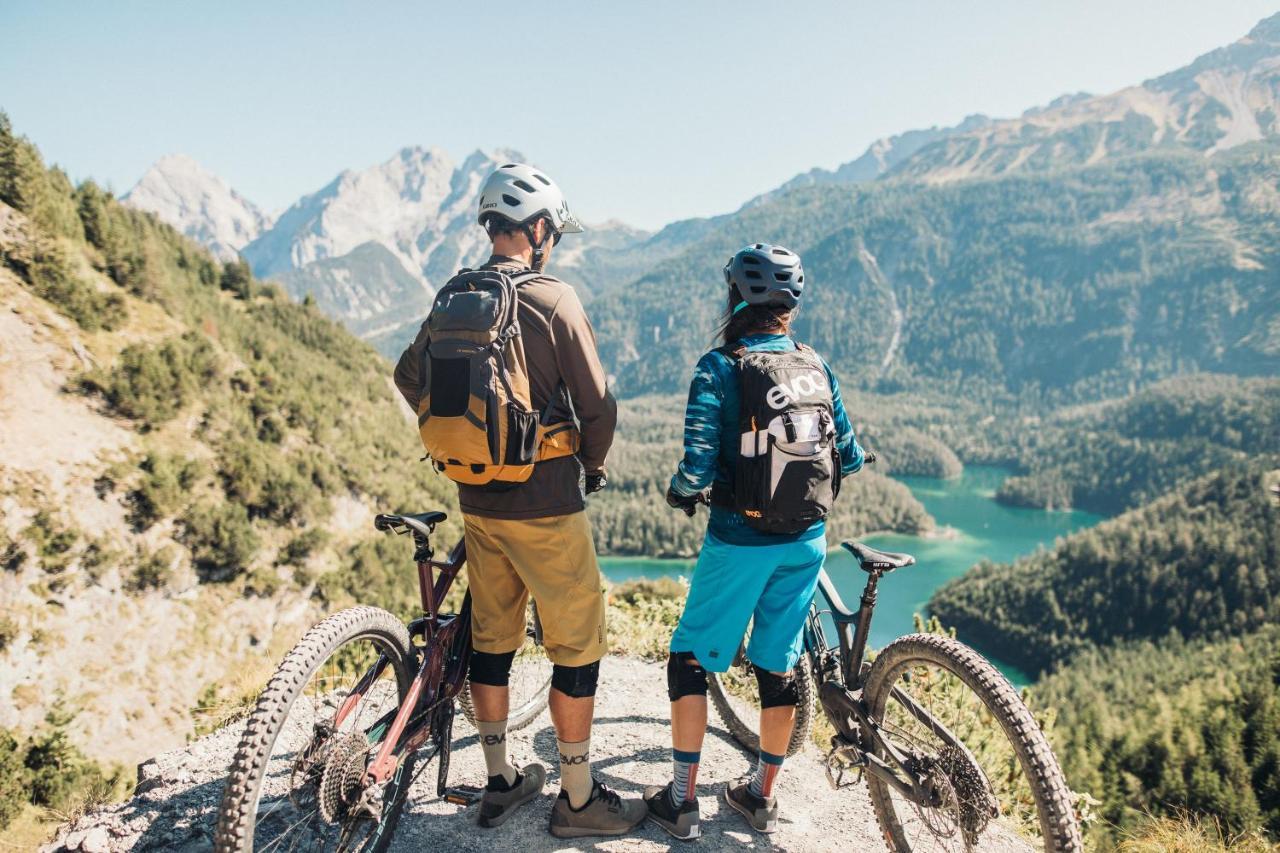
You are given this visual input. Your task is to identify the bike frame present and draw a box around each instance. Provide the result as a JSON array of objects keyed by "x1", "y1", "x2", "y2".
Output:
[
  {"x1": 331, "y1": 524, "x2": 472, "y2": 786},
  {"x1": 804, "y1": 563, "x2": 953, "y2": 808}
]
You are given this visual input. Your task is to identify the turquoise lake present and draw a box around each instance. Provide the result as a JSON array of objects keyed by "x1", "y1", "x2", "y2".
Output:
[{"x1": 598, "y1": 466, "x2": 1103, "y2": 683}]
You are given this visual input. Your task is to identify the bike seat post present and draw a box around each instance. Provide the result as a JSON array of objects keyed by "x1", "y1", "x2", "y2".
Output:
[
  {"x1": 415, "y1": 533, "x2": 436, "y2": 623},
  {"x1": 846, "y1": 570, "x2": 882, "y2": 683}
]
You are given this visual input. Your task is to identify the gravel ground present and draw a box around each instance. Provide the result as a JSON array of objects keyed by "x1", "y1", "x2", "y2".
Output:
[{"x1": 45, "y1": 656, "x2": 886, "y2": 852}]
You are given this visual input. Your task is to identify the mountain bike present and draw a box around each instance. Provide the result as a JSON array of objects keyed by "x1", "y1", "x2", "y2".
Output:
[
  {"x1": 214, "y1": 511, "x2": 551, "y2": 852},
  {"x1": 707, "y1": 508, "x2": 1082, "y2": 850}
]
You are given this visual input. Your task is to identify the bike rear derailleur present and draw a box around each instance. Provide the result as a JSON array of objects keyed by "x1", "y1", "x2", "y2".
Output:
[{"x1": 825, "y1": 736, "x2": 867, "y2": 790}]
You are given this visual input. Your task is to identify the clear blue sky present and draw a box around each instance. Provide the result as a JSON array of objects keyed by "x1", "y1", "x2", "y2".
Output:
[{"x1": 3, "y1": 1, "x2": 1277, "y2": 230}]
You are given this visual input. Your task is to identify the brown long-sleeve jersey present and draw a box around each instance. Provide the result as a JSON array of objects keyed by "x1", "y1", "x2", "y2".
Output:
[{"x1": 393, "y1": 255, "x2": 617, "y2": 519}]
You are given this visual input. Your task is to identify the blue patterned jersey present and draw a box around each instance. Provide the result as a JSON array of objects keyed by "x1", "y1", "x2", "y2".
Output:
[{"x1": 670, "y1": 333, "x2": 864, "y2": 546}]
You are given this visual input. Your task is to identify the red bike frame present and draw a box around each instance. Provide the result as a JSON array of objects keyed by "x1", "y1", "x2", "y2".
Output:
[{"x1": 330, "y1": 532, "x2": 471, "y2": 785}]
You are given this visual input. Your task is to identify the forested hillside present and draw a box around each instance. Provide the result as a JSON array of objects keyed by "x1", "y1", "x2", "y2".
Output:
[
  {"x1": 995, "y1": 374, "x2": 1280, "y2": 512},
  {"x1": 931, "y1": 457, "x2": 1280, "y2": 841},
  {"x1": 590, "y1": 145, "x2": 1280, "y2": 401},
  {"x1": 0, "y1": 113, "x2": 467, "y2": 829},
  {"x1": 1035, "y1": 627, "x2": 1280, "y2": 840},
  {"x1": 930, "y1": 461, "x2": 1279, "y2": 675}
]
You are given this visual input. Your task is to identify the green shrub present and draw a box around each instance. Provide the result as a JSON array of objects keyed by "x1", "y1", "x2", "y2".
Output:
[
  {"x1": 0, "y1": 728, "x2": 29, "y2": 830},
  {"x1": 2, "y1": 238, "x2": 125, "y2": 331},
  {"x1": 181, "y1": 502, "x2": 259, "y2": 582},
  {"x1": 87, "y1": 333, "x2": 218, "y2": 427},
  {"x1": 0, "y1": 529, "x2": 24, "y2": 573},
  {"x1": 127, "y1": 453, "x2": 203, "y2": 529},
  {"x1": 0, "y1": 614, "x2": 18, "y2": 652},
  {"x1": 23, "y1": 707, "x2": 127, "y2": 814},
  {"x1": 218, "y1": 440, "x2": 324, "y2": 523},
  {"x1": 278, "y1": 528, "x2": 328, "y2": 567},
  {"x1": 220, "y1": 257, "x2": 254, "y2": 299},
  {"x1": 23, "y1": 510, "x2": 76, "y2": 573},
  {"x1": 127, "y1": 547, "x2": 175, "y2": 592},
  {"x1": 243, "y1": 566, "x2": 281, "y2": 598},
  {"x1": 79, "y1": 539, "x2": 118, "y2": 583}
]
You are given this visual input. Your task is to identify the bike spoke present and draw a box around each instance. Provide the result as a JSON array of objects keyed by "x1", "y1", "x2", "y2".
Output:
[
  {"x1": 249, "y1": 637, "x2": 405, "y2": 852},
  {"x1": 878, "y1": 661, "x2": 1040, "y2": 851}
]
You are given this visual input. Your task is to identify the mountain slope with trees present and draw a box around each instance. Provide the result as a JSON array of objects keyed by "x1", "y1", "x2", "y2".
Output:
[
  {"x1": 590, "y1": 144, "x2": 1280, "y2": 401},
  {"x1": 929, "y1": 460, "x2": 1279, "y2": 675}
]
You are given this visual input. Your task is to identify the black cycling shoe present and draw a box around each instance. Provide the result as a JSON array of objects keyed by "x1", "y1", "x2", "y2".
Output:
[{"x1": 644, "y1": 781, "x2": 701, "y2": 840}]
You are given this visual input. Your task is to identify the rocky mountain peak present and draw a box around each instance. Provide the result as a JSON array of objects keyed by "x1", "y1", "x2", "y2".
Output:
[{"x1": 122, "y1": 155, "x2": 272, "y2": 261}]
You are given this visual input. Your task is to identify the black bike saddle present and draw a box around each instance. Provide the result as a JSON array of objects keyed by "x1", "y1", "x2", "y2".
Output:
[
  {"x1": 842, "y1": 541, "x2": 916, "y2": 573},
  {"x1": 374, "y1": 511, "x2": 448, "y2": 537}
]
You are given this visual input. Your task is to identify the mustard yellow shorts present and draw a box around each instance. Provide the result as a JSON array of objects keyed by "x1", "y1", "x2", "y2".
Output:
[{"x1": 463, "y1": 511, "x2": 607, "y2": 667}]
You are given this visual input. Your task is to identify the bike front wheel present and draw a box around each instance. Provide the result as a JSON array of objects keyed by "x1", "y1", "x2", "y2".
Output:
[
  {"x1": 215, "y1": 606, "x2": 416, "y2": 853},
  {"x1": 862, "y1": 633, "x2": 1082, "y2": 852}
]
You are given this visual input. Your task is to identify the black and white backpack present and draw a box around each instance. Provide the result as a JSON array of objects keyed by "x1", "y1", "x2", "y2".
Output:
[{"x1": 713, "y1": 342, "x2": 841, "y2": 534}]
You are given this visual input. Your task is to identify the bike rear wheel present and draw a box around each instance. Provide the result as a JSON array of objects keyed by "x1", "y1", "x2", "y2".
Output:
[
  {"x1": 862, "y1": 633, "x2": 1081, "y2": 852},
  {"x1": 215, "y1": 606, "x2": 416, "y2": 853},
  {"x1": 706, "y1": 624, "x2": 813, "y2": 758},
  {"x1": 458, "y1": 600, "x2": 552, "y2": 731}
]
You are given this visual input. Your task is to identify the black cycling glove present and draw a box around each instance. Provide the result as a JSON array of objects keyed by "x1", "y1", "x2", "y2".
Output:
[
  {"x1": 585, "y1": 471, "x2": 607, "y2": 494},
  {"x1": 665, "y1": 486, "x2": 702, "y2": 517}
]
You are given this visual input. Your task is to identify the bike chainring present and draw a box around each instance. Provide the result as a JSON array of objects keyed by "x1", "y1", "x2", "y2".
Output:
[
  {"x1": 319, "y1": 732, "x2": 372, "y2": 824},
  {"x1": 936, "y1": 744, "x2": 999, "y2": 841}
]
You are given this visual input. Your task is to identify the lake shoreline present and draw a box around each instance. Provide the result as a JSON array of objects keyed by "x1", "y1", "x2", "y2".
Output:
[{"x1": 598, "y1": 466, "x2": 1105, "y2": 687}]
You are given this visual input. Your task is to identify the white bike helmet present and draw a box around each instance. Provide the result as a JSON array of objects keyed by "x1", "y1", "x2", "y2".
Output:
[{"x1": 477, "y1": 163, "x2": 583, "y2": 235}]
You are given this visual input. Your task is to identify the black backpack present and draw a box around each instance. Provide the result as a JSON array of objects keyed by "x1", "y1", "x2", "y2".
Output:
[{"x1": 712, "y1": 342, "x2": 841, "y2": 534}]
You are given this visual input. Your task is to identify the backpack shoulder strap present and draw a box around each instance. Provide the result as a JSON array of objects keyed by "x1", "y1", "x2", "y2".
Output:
[
  {"x1": 508, "y1": 269, "x2": 542, "y2": 287},
  {"x1": 714, "y1": 342, "x2": 749, "y2": 362}
]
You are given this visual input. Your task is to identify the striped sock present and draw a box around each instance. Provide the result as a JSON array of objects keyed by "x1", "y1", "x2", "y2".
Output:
[
  {"x1": 748, "y1": 749, "x2": 784, "y2": 798},
  {"x1": 670, "y1": 748, "x2": 700, "y2": 804}
]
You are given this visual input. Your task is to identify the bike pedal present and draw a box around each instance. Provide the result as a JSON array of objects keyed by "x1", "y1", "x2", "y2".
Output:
[{"x1": 442, "y1": 784, "x2": 482, "y2": 806}]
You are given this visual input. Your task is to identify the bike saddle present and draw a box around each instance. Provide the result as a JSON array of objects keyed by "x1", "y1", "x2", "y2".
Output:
[
  {"x1": 841, "y1": 541, "x2": 916, "y2": 573},
  {"x1": 374, "y1": 510, "x2": 447, "y2": 538}
]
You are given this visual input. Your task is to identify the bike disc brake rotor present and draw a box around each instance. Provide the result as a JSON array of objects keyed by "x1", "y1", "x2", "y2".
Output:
[{"x1": 319, "y1": 732, "x2": 371, "y2": 824}]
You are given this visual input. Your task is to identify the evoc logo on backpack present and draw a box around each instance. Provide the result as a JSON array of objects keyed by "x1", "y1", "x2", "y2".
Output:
[
  {"x1": 715, "y1": 342, "x2": 841, "y2": 535},
  {"x1": 766, "y1": 372, "x2": 824, "y2": 410}
]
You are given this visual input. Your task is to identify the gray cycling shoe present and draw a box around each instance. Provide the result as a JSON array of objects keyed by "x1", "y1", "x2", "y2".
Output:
[
  {"x1": 644, "y1": 782, "x2": 701, "y2": 840},
  {"x1": 477, "y1": 763, "x2": 546, "y2": 828},
  {"x1": 549, "y1": 780, "x2": 646, "y2": 838},
  {"x1": 723, "y1": 777, "x2": 779, "y2": 834}
]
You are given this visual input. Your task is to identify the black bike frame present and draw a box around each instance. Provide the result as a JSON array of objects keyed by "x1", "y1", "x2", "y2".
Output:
[{"x1": 805, "y1": 563, "x2": 949, "y2": 807}]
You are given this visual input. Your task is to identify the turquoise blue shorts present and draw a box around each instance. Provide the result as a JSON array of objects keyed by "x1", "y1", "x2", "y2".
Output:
[{"x1": 670, "y1": 531, "x2": 826, "y2": 673}]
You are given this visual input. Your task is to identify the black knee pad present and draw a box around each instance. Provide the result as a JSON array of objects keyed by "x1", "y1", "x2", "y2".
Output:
[
  {"x1": 753, "y1": 663, "x2": 799, "y2": 709},
  {"x1": 469, "y1": 649, "x2": 516, "y2": 687},
  {"x1": 551, "y1": 660, "x2": 600, "y2": 698},
  {"x1": 667, "y1": 651, "x2": 708, "y2": 701}
]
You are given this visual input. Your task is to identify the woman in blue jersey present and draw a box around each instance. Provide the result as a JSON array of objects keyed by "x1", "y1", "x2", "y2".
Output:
[{"x1": 643, "y1": 243, "x2": 865, "y2": 840}]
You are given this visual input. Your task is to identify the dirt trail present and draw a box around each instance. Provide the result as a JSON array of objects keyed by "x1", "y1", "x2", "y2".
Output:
[{"x1": 45, "y1": 656, "x2": 886, "y2": 852}]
